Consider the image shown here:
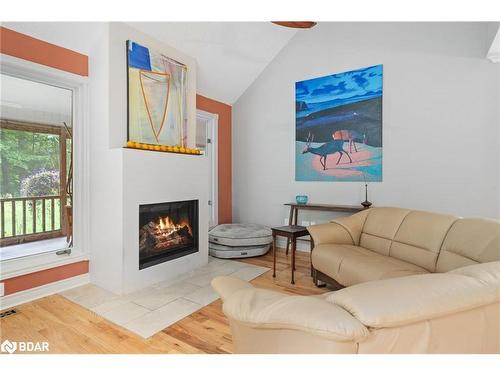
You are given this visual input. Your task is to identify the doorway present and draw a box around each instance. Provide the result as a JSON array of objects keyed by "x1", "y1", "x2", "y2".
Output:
[{"x1": 196, "y1": 110, "x2": 218, "y2": 229}]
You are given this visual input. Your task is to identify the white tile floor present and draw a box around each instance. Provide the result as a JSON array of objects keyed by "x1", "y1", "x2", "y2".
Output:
[{"x1": 59, "y1": 257, "x2": 269, "y2": 338}]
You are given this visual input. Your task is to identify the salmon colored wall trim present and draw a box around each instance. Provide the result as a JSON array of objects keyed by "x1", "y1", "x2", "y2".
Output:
[
  {"x1": 0, "y1": 29, "x2": 90, "y2": 298},
  {"x1": 1, "y1": 261, "x2": 89, "y2": 296},
  {"x1": 0, "y1": 27, "x2": 88, "y2": 76},
  {"x1": 196, "y1": 94, "x2": 232, "y2": 224}
]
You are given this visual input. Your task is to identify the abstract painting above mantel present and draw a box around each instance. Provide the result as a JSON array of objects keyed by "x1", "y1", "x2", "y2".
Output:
[
  {"x1": 295, "y1": 65, "x2": 383, "y2": 182},
  {"x1": 127, "y1": 40, "x2": 188, "y2": 147}
]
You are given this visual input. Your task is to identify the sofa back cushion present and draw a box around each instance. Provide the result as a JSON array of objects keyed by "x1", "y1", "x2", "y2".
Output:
[
  {"x1": 390, "y1": 211, "x2": 458, "y2": 272},
  {"x1": 327, "y1": 270, "x2": 499, "y2": 328},
  {"x1": 436, "y1": 218, "x2": 500, "y2": 272},
  {"x1": 359, "y1": 207, "x2": 411, "y2": 256}
]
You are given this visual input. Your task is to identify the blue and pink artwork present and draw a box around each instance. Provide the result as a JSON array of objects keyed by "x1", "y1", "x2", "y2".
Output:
[{"x1": 295, "y1": 65, "x2": 383, "y2": 182}]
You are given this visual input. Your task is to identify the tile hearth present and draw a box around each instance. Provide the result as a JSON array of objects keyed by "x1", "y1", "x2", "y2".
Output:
[{"x1": 59, "y1": 257, "x2": 269, "y2": 338}]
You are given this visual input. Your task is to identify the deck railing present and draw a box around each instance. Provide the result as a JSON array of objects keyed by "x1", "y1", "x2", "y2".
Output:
[{"x1": 0, "y1": 195, "x2": 64, "y2": 246}]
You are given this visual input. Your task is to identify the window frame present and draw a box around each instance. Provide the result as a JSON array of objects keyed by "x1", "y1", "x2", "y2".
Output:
[{"x1": 0, "y1": 54, "x2": 90, "y2": 279}]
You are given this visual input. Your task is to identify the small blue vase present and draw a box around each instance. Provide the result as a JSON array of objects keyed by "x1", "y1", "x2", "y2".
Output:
[{"x1": 296, "y1": 195, "x2": 308, "y2": 205}]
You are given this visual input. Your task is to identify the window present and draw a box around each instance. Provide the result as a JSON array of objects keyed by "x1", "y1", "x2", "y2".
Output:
[{"x1": 0, "y1": 74, "x2": 74, "y2": 260}]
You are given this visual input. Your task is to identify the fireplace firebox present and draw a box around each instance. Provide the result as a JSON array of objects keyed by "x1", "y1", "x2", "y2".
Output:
[{"x1": 139, "y1": 200, "x2": 199, "y2": 270}]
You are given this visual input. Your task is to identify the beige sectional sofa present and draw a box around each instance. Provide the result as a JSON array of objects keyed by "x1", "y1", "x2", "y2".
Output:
[
  {"x1": 212, "y1": 207, "x2": 500, "y2": 353},
  {"x1": 309, "y1": 207, "x2": 499, "y2": 287}
]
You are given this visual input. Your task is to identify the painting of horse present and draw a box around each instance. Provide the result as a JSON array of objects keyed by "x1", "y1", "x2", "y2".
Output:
[{"x1": 295, "y1": 65, "x2": 383, "y2": 182}]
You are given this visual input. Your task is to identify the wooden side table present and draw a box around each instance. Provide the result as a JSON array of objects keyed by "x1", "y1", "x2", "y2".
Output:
[
  {"x1": 283, "y1": 203, "x2": 366, "y2": 254},
  {"x1": 271, "y1": 225, "x2": 310, "y2": 284}
]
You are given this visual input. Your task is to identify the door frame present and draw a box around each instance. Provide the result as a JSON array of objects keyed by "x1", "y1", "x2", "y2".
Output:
[{"x1": 196, "y1": 109, "x2": 218, "y2": 228}]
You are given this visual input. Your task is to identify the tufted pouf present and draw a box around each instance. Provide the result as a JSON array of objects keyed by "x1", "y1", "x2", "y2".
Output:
[{"x1": 209, "y1": 224, "x2": 272, "y2": 258}]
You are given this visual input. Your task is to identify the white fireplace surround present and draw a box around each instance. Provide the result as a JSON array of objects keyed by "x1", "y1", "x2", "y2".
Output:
[
  {"x1": 88, "y1": 23, "x2": 207, "y2": 295},
  {"x1": 122, "y1": 150, "x2": 208, "y2": 293}
]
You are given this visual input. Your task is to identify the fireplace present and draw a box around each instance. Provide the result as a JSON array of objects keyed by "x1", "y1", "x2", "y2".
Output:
[{"x1": 139, "y1": 200, "x2": 199, "y2": 270}]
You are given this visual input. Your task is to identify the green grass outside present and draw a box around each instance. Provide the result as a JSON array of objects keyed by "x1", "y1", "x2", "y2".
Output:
[{"x1": 1, "y1": 199, "x2": 61, "y2": 238}]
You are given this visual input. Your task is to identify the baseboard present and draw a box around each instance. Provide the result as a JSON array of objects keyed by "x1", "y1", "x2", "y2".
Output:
[
  {"x1": 0, "y1": 273, "x2": 89, "y2": 310},
  {"x1": 275, "y1": 237, "x2": 312, "y2": 253}
]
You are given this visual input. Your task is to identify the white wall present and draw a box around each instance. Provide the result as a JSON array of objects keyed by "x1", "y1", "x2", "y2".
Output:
[
  {"x1": 3, "y1": 22, "x2": 208, "y2": 294},
  {"x1": 108, "y1": 23, "x2": 208, "y2": 293},
  {"x1": 86, "y1": 24, "x2": 125, "y2": 293},
  {"x1": 122, "y1": 150, "x2": 208, "y2": 292},
  {"x1": 1, "y1": 22, "x2": 104, "y2": 56},
  {"x1": 1, "y1": 22, "x2": 125, "y2": 291},
  {"x1": 233, "y1": 22, "x2": 500, "y2": 246}
]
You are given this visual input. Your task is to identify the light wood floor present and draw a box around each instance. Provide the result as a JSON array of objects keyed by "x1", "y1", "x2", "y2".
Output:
[{"x1": 0, "y1": 249, "x2": 334, "y2": 354}]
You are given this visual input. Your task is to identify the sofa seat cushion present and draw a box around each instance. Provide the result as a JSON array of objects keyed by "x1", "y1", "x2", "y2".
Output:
[{"x1": 312, "y1": 244, "x2": 428, "y2": 287}]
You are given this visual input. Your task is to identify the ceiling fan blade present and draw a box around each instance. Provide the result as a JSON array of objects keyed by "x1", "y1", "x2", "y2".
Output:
[{"x1": 271, "y1": 22, "x2": 317, "y2": 29}]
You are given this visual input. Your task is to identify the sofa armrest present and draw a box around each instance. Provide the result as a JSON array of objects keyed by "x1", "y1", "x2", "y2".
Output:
[
  {"x1": 327, "y1": 273, "x2": 500, "y2": 328},
  {"x1": 307, "y1": 209, "x2": 370, "y2": 246},
  {"x1": 211, "y1": 275, "x2": 254, "y2": 301},
  {"x1": 212, "y1": 276, "x2": 369, "y2": 341},
  {"x1": 307, "y1": 222, "x2": 354, "y2": 246}
]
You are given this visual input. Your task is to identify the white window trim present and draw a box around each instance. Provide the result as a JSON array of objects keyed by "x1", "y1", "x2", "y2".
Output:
[
  {"x1": 196, "y1": 109, "x2": 218, "y2": 227},
  {"x1": 0, "y1": 54, "x2": 90, "y2": 279}
]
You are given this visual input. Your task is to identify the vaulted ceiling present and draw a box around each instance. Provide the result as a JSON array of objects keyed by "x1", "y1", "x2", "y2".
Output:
[
  {"x1": 128, "y1": 22, "x2": 298, "y2": 104},
  {"x1": 4, "y1": 22, "x2": 496, "y2": 109}
]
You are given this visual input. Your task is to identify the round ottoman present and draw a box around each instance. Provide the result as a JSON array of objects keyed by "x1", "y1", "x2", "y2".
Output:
[{"x1": 209, "y1": 223, "x2": 272, "y2": 259}]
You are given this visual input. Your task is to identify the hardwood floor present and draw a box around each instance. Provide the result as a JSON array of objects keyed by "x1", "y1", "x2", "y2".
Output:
[{"x1": 0, "y1": 249, "x2": 334, "y2": 354}]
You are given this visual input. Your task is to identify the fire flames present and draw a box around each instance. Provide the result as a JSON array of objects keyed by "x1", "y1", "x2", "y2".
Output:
[
  {"x1": 156, "y1": 216, "x2": 192, "y2": 237},
  {"x1": 139, "y1": 214, "x2": 194, "y2": 255}
]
